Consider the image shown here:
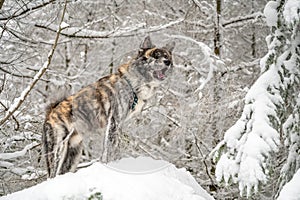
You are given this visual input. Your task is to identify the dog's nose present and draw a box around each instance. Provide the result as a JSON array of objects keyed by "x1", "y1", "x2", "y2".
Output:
[{"x1": 164, "y1": 60, "x2": 171, "y2": 66}]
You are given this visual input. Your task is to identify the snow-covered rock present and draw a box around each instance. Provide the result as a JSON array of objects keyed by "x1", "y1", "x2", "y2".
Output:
[{"x1": 0, "y1": 157, "x2": 214, "y2": 200}]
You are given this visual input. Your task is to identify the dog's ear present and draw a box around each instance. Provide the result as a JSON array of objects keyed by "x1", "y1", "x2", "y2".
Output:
[
  {"x1": 163, "y1": 41, "x2": 175, "y2": 53},
  {"x1": 140, "y1": 36, "x2": 155, "y2": 50}
]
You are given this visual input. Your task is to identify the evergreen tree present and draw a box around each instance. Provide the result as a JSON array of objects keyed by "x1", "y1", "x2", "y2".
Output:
[{"x1": 213, "y1": 0, "x2": 300, "y2": 197}]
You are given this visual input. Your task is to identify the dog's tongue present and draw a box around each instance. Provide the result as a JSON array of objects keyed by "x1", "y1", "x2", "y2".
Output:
[{"x1": 155, "y1": 70, "x2": 165, "y2": 80}]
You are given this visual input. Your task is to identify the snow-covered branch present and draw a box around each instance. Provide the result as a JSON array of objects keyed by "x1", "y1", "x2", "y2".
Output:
[
  {"x1": 0, "y1": 67, "x2": 50, "y2": 82},
  {"x1": 169, "y1": 34, "x2": 223, "y2": 92},
  {"x1": 215, "y1": 60, "x2": 282, "y2": 196},
  {"x1": 279, "y1": 93, "x2": 300, "y2": 194},
  {"x1": 222, "y1": 12, "x2": 264, "y2": 28},
  {"x1": 213, "y1": 0, "x2": 300, "y2": 197},
  {"x1": 35, "y1": 17, "x2": 184, "y2": 39},
  {"x1": 0, "y1": 142, "x2": 38, "y2": 160},
  {"x1": 0, "y1": 0, "x2": 68, "y2": 126},
  {"x1": 0, "y1": 0, "x2": 56, "y2": 21}
]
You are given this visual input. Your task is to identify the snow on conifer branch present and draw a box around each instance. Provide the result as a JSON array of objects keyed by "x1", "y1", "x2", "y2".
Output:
[
  {"x1": 212, "y1": 0, "x2": 300, "y2": 197},
  {"x1": 278, "y1": 93, "x2": 300, "y2": 195}
]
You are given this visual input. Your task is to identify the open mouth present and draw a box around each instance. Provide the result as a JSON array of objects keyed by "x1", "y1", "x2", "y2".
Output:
[{"x1": 153, "y1": 68, "x2": 168, "y2": 80}]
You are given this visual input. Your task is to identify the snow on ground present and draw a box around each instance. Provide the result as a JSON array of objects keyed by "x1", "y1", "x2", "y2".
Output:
[
  {"x1": 277, "y1": 168, "x2": 300, "y2": 200},
  {"x1": 0, "y1": 157, "x2": 214, "y2": 200}
]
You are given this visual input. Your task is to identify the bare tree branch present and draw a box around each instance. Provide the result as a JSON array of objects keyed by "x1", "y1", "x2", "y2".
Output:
[
  {"x1": 189, "y1": 1, "x2": 264, "y2": 29},
  {"x1": 191, "y1": 131, "x2": 216, "y2": 188},
  {"x1": 0, "y1": 0, "x2": 56, "y2": 21},
  {"x1": 0, "y1": 101, "x2": 19, "y2": 130},
  {"x1": 0, "y1": 67, "x2": 50, "y2": 82},
  {"x1": 0, "y1": 0, "x2": 68, "y2": 127}
]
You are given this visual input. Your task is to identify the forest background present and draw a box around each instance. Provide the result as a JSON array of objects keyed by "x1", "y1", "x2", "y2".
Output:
[{"x1": 0, "y1": 0, "x2": 299, "y2": 199}]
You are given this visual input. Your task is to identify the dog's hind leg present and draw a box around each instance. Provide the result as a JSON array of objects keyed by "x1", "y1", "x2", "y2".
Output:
[
  {"x1": 42, "y1": 122, "x2": 56, "y2": 178},
  {"x1": 55, "y1": 129, "x2": 83, "y2": 176}
]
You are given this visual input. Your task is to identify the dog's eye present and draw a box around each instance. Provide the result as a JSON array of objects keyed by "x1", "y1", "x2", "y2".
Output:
[{"x1": 164, "y1": 60, "x2": 171, "y2": 66}]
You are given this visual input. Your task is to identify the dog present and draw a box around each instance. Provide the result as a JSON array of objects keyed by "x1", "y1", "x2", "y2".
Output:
[{"x1": 42, "y1": 36, "x2": 175, "y2": 178}]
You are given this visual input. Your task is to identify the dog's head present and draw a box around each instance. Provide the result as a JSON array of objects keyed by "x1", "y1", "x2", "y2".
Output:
[{"x1": 133, "y1": 36, "x2": 175, "y2": 82}]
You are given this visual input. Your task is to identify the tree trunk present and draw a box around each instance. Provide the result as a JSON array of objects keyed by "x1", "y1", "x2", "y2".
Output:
[
  {"x1": 211, "y1": 0, "x2": 223, "y2": 142},
  {"x1": 214, "y1": 0, "x2": 222, "y2": 57},
  {"x1": 0, "y1": 0, "x2": 5, "y2": 10},
  {"x1": 251, "y1": 0, "x2": 256, "y2": 58}
]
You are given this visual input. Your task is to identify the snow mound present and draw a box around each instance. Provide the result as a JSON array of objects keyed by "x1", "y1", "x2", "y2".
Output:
[
  {"x1": 277, "y1": 169, "x2": 300, "y2": 200},
  {"x1": 0, "y1": 157, "x2": 214, "y2": 200}
]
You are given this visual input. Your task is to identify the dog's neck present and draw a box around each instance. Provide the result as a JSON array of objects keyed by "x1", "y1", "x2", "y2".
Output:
[
  {"x1": 123, "y1": 76, "x2": 138, "y2": 110},
  {"x1": 118, "y1": 60, "x2": 159, "y2": 108}
]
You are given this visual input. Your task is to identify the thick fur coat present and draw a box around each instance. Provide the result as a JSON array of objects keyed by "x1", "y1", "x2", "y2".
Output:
[{"x1": 42, "y1": 36, "x2": 175, "y2": 178}]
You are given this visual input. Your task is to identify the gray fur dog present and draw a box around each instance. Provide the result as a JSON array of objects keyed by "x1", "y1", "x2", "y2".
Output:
[{"x1": 42, "y1": 36, "x2": 175, "y2": 178}]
